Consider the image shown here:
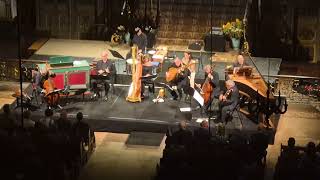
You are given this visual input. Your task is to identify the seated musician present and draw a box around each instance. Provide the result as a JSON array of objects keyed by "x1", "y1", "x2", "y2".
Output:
[
  {"x1": 181, "y1": 51, "x2": 196, "y2": 74},
  {"x1": 92, "y1": 50, "x2": 116, "y2": 101},
  {"x1": 195, "y1": 65, "x2": 220, "y2": 111},
  {"x1": 218, "y1": 80, "x2": 239, "y2": 123},
  {"x1": 232, "y1": 54, "x2": 249, "y2": 74},
  {"x1": 181, "y1": 51, "x2": 197, "y2": 98},
  {"x1": 43, "y1": 72, "x2": 62, "y2": 109},
  {"x1": 166, "y1": 57, "x2": 190, "y2": 100},
  {"x1": 141, "y1": 55, "x2": 154, "y2": 98}
]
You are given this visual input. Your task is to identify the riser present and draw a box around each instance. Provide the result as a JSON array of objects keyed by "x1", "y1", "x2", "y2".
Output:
[
  {"x1": 157, "y1": 31, "x2": 206, "y2": 40},
  {"x1": 156, "y1": 38, "x2": 204, "y2": 46}
]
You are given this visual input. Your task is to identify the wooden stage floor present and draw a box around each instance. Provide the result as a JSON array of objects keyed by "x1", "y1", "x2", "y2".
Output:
[{"x1": 0, "y1": 81, "x2": 32, "y2": 110}]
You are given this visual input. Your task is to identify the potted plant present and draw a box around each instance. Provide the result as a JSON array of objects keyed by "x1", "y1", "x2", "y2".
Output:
[{"x1": 222, "y1": 19, "x2": 244, "y2": 50}]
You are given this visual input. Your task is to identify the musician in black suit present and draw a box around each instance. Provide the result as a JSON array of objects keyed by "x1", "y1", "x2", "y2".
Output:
[
  {"x1": 218, "y1": 80, "x2": 239, "y2": 123},
  {"x1": 132, "y1": 27, "x2": 147, "y2": 53},
  {"x1": 196, "y1": 65, "x2": 220, "y2": 111},
  {"x1": 92, "y1": 51, "x2": 116, "y2": 101}
]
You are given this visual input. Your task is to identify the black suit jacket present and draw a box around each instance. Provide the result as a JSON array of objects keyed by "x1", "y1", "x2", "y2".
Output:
[{"x1": 96, "y1": 60, "x2": 116, "y2": 76}]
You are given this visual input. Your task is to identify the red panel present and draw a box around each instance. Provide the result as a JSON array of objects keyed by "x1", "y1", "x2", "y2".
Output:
[
  {"x1": 68, "y1": 72, "x2": 86, "y2": 85},
  {"x1": 53, "y1": 73, "x2": 65, "y2": 89}
]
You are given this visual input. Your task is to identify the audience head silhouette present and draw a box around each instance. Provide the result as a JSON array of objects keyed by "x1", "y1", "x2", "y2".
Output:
[
  {"x1": 288, "y1": 137, "x2": 295, "y2": 148},
  {"x1": 3, "y1": 104, "x2": 10, "y2": 114},
  {"x1": 77, "y1": 112, "x2": 83, "y2": 121},
  {"x1": 45, "y1": 108, "x2": 53, "y2": 117},
  {"x1": 200, "y1": 120, "x2": 208, "y2": 128},
  {"x1": 179, "y1": 120, "x2": 187, "y2": 130}
]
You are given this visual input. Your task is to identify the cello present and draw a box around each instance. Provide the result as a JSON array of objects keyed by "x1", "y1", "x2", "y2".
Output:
[
  {"x1": 196, "y1": 65, "x2": 215, "y2": 105},
  {"x1": 43, "y1": 73, "x2": 60, "y2": 107},
  {"x1": 201, "y1": 75, "x2": 214, "y2": 105}
]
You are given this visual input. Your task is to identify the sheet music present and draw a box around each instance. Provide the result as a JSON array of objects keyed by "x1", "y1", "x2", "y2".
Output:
[{"x1": 193, "y1": 90, "x2": 204, "y2": 106}]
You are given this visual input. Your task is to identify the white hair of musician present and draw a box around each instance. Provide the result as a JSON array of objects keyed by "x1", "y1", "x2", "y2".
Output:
[{"x1": 226, "y1": 80, "x2": 235, "y2": 87}]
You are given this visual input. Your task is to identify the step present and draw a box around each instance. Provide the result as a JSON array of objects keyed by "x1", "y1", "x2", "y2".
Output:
[
  {"x1": 28, "y1": 38, "x2": 49, "y2": 51},
  {"x1": 156, "y1": 37, "x2": 203, "y2": 46},
  {"x1": 157, "y1": 30, "x2": 206, "y2": 40},
  {"x1": 159, "y1": 24, "x2": 211, "y2": 34}
]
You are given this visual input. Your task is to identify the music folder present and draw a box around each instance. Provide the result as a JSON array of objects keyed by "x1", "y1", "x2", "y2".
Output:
[{"x1": 108, "y1": 49, "x2": 125, "y2": 60}]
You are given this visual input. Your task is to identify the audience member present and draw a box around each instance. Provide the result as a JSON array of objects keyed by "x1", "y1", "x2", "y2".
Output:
[
  {"x1": 274, "y1": 137, "x2": 300, "y2": 180},
  {"x1": 193, "y1": 120, "x2": 210, "y2": 144},
  {"x1": 38, "y1": 108, "x2": 55, "y2": 129},
  {"x1": 23, "y1": 110, "x2": 35, "y2": 129},
  {"x1": 73, "y1": 112, "x2": 90, "y2": 145},
  {"x1": 0, "y1": 104, "x2": 16, "y2": 134},
  {"x1": 170, "y1": 120, "x2": 193, "y2": 147},
  {"x1": 56, "y1": 110, "x2": 72, "y2": 132},
  {"x1": 298, "y1": 142, "x2": 320, "y2": 180},
  {"x1": 0, "y1": 109, "x2": 95, "y2": 180},
  {"x1": 282, "y1": 137, "x2": 300, "y2": 159}
]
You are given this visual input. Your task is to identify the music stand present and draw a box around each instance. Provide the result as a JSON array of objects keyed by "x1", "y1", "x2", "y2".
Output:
[{"x1": 108, "y1": 49, "x2": 125, "y2": 60}]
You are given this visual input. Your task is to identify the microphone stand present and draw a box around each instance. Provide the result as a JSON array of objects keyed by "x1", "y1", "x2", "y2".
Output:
[{"x1": 207, "y1": 0, "x2": 215, "y2": 137}]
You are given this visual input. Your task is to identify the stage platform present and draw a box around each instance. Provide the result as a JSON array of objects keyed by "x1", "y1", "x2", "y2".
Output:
[
  {"x1": 0, "y1": 81, "x2": 32, "y2": 110},
  {"x1": 29, "y1": 86, "x2": 276, "y2": 142},
  {"x1": 24, "y1": 38, "x2": 284, "y2": 142}
]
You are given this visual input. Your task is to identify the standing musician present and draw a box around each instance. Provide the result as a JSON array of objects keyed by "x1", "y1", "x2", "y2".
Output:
[
  {"x1": 132, "y1": 27, "x2": 147, "y2": 53},
  {"x1": 43, "y1": 73, "x2": 61, "y2": 109},
  {"x1": 195, "y1": 65, "x2": 220, "y2": 111},
  {"x1": 218, "y1": 80, "x2": 239, "y2": 123},
  {"x1": 141, "y1": 55, "x2": 154, "y2": 98},
  {"x1": 181, "y1": 51, "x2": 197, "y2": 97},
  {"x1": 181, "y1": 51, "x2": 196, "y2": 74},
  {"x1": 92, "y1": 50, "x2": 116, "y2": 101}
]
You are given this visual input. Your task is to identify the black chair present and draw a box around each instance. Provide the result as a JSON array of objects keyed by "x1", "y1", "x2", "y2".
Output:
[{"x1": 226, "y1": 102, "x2": 243, "y2": 128}]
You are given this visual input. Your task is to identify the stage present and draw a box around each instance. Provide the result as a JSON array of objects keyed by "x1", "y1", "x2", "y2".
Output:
[
  {"x1": 19, "y1": 38, "x2": 285, "y2": 142},
  {"x1": 0, "y1": 38, "x2": 284, "y2": 143},
  {"x1": 25, "y1": 85, "x2": 276, "y2": 142}
]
